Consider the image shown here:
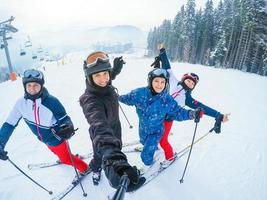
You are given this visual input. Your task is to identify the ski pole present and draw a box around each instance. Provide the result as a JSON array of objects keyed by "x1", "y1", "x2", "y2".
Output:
[
  {"x1": 66, "y1": 140, "x2": 87, "y2": 197},
  {"x1": 119, "y1": 103, "x2": 133, "y2": 129},
  {"x1": 111, "y1": 174, "x2": 130, "y2": 200},
  {"x1": 7, "y1": 158, "x2": 53, "y2": 194},
  {"x1": 179, "y1": 126, "x2": 215, "y2": 183}
]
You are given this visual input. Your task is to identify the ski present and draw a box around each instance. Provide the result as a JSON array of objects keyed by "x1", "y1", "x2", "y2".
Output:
[
  {"x1": 28, "y1": 140, "x2": 140, "y2": 170},
  {"x1": 129, "y1": 131, "x2": 211, "y2": 193},
  {"x1": 132, "y1": 148, "x2": 188, "y2": 192},
  {"x1": 51, "y1": 170, "x2": 92, "y2": 200},
  {"x1": 51, "y1": 145, "x2": 144, "y2": 200},
  {"x1": 27, "y1": 152, "x2": 93, "y2": 170}
]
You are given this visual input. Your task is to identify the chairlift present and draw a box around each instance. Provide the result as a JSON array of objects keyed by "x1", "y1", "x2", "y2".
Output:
[
  {"x1": 40, "y1": 57, "x2": 44, "y2": 61},
  {"x1": 20, "y1": 50, "x2": 26, "y2": 56},
  {"x1": 25, "y1": 41, "x2": 32, "y2": 48},
  {"x1": 5, "y1": 33, "x2": 12, "y2": 40},
  {"x1": 20, "y1": 45, "x2": 26, "y2": 56},
  {"x1": 32, "y1": 53, "x2": 37, "y2": 59},
  {"x1": 37, "y1": 46, "x2": 43, "y2": 53},
  {"x1": 25, "y1": 36, "x2": 32, "y2": 48},
  {"x1": 0, "y1": 41, "x2": 4, "y2": 49}
]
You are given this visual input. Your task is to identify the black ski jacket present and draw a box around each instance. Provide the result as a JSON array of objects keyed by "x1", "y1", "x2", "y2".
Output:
[
  {"x1": 79, "y1": 63, "x2": 139, "y2": 189},
  {"x1": 79, "y1": 83, "x2": 122, "y2": 154}
]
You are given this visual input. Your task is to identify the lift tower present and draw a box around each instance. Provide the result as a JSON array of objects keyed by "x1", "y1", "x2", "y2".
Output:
[{"x1": 0, "y1": 16, "x2": 18, "y2": 81}]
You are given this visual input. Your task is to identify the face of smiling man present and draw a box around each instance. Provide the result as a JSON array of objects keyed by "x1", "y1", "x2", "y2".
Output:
[{"x1": 25, "y1": 82, "x2": 42, "y2": 95}]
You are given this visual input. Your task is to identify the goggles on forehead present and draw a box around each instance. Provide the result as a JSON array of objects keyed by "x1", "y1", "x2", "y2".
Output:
[
  {"x1": 152, "y1": 68, "x2": 169, "y2": 78},
  {"x1": 85, "y1": 51, "x2": 109, "y2": 68},
  {"x1": 182, "y1": 72, "x2": 199, "y2": 83},
  {"x1": 23, "y1": 69, "x2": 43, "y2": 79}
]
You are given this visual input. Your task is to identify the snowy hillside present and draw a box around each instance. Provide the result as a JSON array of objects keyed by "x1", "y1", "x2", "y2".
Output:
[{"x1": 0, "y1": 50, "x2": 267, "y2": 200}]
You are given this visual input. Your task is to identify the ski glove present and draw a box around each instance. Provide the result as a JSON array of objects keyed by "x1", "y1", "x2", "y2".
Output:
[
  {"x1": 189, "y1": 108, "x2": 204, "y2": 123},
  {"x1": 55, "y1": 124, "x2": 76, "y2": 140},
  {"x1": 150, "y1": 56, "x2": 161, "y2": 68},
  {"x1": 0, "y1": 144, "x2": 8, "y2": 161},
  {"x1": 214, "y1": 114, "x2": 224, "y2": 134},
  {"x1": 113, "y1": 56, "x2": 125, "y2": 74},
  {"x1": 102, "y1": 153, "x2": 140, "y2": 191},
  {"x1": 159, "y1": 47, "x2": 166, "y2": 53},
  {"x1": 113, "y1": 162, "x2": 140, "y2": 185}
]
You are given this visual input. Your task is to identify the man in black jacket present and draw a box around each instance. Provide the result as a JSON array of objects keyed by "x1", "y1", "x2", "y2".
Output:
[{"x1": 79, "y1": 51, "x2": 144, "y2": 190}]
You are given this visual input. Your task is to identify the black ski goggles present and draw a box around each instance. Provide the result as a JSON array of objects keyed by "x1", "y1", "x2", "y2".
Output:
[
  {"x1": 84, "y1": 51, "x2": 109, "y2": 68},
  {"x1": 23, "y1": 69, "x2": 43, "y2": 79}
]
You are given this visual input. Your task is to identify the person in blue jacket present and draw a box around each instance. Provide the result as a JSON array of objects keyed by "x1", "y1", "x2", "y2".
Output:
[
  {"x1": 157, "y1": 44, "x2": 230, "y2": 168},
  {"x1": 119, "y1": 68, "x2": 201, "y2": 170},
  {"x1": 0, "y1": 69, "x2": 89, "y2": 174}
]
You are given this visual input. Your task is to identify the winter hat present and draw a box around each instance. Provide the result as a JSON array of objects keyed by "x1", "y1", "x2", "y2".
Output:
[
  {"x1": 22, "y1": 69, "x2": 45, "y2": 100},
  {"x1": 147, "y1": 68, "x2": 169, "y2": 94},
  {"x1": 83, "y1": 51, "x2": 112, "y2": 86}
]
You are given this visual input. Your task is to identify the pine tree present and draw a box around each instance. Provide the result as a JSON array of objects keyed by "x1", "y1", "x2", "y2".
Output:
[
  {"x1": 199, "y1": 0, "x2": 214, "y2": 65},
  {"x1": 146, "y1": 0, "x2": 267, "y2": 76},
  {"x1": 210, "y1": 0, "x2": 226, "y2": 66},
  {"x1": 243, "y1": 0, "x2": 267, "y2": 75},
  {"x1": 184, "y1": 0, "x2": 196, "y2": 62},
  {"x1": 192, "y1": 9, "x2": 203, "y2": 64},
  {"x1": 222, "y1": 0, "x2": 236, "y2": 68},
  {"x1": 168, "y1": 5, "x2": 186, "y2": 61}
]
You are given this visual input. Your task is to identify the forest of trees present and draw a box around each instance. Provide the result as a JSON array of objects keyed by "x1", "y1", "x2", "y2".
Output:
[{"x1": 147, "y1": 0, "x2": 267, "y2": 76}]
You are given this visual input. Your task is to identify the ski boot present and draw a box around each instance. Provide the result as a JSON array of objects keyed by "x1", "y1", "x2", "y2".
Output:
[{"x1": 92, "y1": 170, "x2": 101, "y2": 185}]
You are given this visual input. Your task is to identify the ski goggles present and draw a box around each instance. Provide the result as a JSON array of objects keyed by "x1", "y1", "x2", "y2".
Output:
[
  {"x1": 152, "y1": 68, "x2": 169, "y2": 79},
  {"x1": 85, "y1": 51, "x2": 109, "y2": 68},
  {"x1": 182, "y1": 72, "x2": 199, "y2": 83},
  {"x1": 23, "y1": 69, "x2": 43, "y2": 79}
]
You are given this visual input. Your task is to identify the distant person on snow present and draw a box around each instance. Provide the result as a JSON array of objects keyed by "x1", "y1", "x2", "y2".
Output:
[
  {"x1": 0, "y1": 69, "x2": 89, "y2": 174},
  {"x1": 79, "y1": 51, "x2": 145, "y2": 190},
  {"x1": 156, "y1": 44, "x2": 230, "y2": 168},
  {"x1": 119, "y1": 67, "x2": 202, "y2": 171}
]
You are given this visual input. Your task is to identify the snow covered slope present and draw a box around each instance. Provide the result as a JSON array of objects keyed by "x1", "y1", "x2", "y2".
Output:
[{"x1": 0, "y1": 50, "x2": 266, "y2": 200}]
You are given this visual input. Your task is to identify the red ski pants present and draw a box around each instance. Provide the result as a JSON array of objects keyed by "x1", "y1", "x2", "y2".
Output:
[
  {"x1": 159, "y1": 121, "x2": 174, "y2": 160},
  {"x1": 47, "y1": 140, "x2": 88, "y2": 173}
]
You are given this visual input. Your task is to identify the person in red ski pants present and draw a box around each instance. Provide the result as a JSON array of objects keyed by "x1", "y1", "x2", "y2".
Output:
[
  {"x1": 0, "y1": 69, "x2": 89, "y2": 174},
  {"x1": 157, "y1": 44, "x2": 230, "y2": 168}
]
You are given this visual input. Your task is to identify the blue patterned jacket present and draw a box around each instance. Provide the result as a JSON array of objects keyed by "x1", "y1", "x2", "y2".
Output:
[{"x1": 119, "y1": 87, "x2": 191, "y2": 141}]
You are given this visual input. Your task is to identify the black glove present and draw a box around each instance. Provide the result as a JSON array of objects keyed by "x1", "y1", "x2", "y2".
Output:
[
  {"x1": 214, "y1": 114, "x2": 224, "y2": 134},
  {"x1": 150, "y1": 56, "x2": 161, "y2": 68},
  {"x1": 189, "y1": 108, "x2": 204, "y2": 123},
  {"x1": 102, "y1": 153, "x2": 140, "y2": 191},
  {"x1": 194, "y1": 108, "x2": 204, "y2": 123},
  {"x1": 55, "y1": 124, "x2": 76, "y2": 140},
  {"x1": 0, "y1": 144, "x2": 8, "y2": 161},
  {"x1": 159, "y1": 47, "x2": 166, "y2": 53},
  {"x1": 113, "y1": 162, "x2": 140, "y2": 185},
  {"x1": 113, "y1": 56, "x2": 125, "y2": 73}
]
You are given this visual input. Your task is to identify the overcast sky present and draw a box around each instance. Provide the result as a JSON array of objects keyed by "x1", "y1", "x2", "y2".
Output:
[
  {"x1": 1, "y1": 0, "x2": 220, "y2": 34},
  {"x1": 1, "y1": 0, "x2": 220, "y2": 68}
]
